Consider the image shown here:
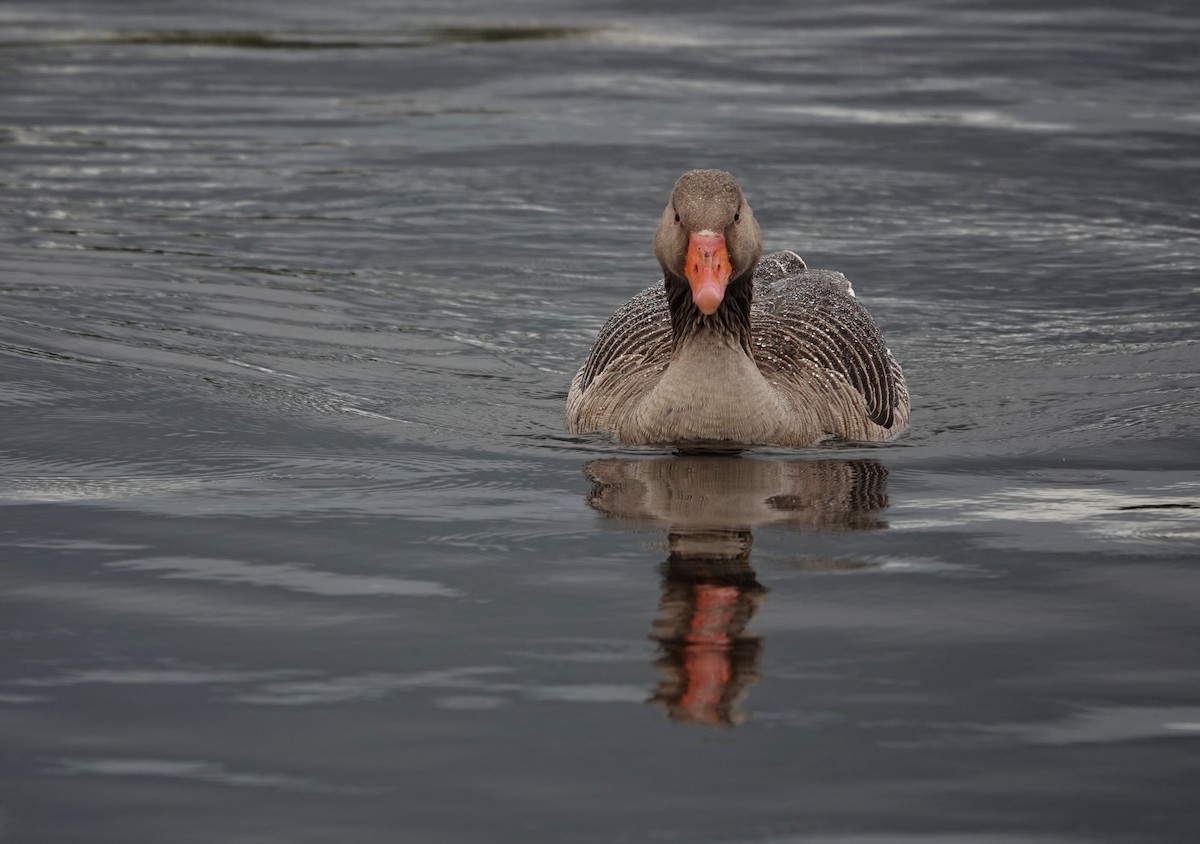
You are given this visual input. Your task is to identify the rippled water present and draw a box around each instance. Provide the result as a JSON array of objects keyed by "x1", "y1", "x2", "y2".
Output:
[{"x1": 2, "y1": 1, "x2": 1198, "y2": 841}]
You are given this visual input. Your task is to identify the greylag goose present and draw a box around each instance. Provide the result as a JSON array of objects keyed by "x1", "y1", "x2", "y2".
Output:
[{"x1": 566, "y1": 169, "x2": 909, "y2": 448}]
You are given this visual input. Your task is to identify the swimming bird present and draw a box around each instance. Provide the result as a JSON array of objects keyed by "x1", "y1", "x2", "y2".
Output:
[{"x1": 566, "y1": 169, "x2": 909, "y2": 448}]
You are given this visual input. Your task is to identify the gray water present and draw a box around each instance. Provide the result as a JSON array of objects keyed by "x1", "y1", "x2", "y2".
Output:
[{"x1": 2, "y1": 1, "x2": 1199, "y2": 841}]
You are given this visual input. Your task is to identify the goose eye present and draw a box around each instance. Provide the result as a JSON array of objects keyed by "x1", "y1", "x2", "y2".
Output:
[
  {"x1": 673, "y1": 212, "x2": 680, "y2": 224},
  {"x1": 733, "y1": 211, "x2": 741, "y2": 223}
]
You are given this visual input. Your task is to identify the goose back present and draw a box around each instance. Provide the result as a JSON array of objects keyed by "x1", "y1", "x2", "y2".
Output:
[{"x1": 751, "y1": 253, "x2": 908, "y2": 431}]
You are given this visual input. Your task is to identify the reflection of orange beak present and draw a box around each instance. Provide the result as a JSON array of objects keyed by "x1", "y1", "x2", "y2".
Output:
[
  {"x1": 685, "y1": 232, "x2": 731, "y2": 315},
  {"x1": 678, "y1": 584, "x2": 738, "y2": 723}
]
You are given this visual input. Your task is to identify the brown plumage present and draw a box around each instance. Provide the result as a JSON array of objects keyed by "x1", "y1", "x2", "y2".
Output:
[{"x1": 566, "y1": 169, "x2": 909, "y2": 448}]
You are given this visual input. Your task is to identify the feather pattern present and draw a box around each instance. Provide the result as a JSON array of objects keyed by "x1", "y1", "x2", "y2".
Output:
[
  {"x1": 752, "y1": 260, "x2": 906, "y2": 430},
  {"x1": 567, "y1": 252, "x2": 909, "y2": 447},
  {"x1": 565, "y1": 170, "x2": 909, "y2": 448}
]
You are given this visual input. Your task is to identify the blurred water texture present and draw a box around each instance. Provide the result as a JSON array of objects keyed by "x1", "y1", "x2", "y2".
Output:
[{"x1": 1, "y1": 1, "x2": 1198, "y2": 842}]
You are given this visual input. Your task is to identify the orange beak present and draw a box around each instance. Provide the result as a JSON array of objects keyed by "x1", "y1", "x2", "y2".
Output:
[{"x1": 684, "y1": 232, "x2": 731, "y2": 315}]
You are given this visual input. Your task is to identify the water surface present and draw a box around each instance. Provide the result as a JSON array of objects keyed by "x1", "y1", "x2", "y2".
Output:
[{"x1": 1, "y1": 1, "x2": 1198, "y2": 841}]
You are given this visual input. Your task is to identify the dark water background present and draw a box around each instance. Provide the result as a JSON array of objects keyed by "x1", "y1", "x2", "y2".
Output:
[{"x1": 2, "y1": 1, "x2": 1199, "y2": 841}]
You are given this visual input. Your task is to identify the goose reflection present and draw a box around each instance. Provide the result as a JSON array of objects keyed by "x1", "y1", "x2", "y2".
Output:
[{"x1": 584, "y1": 456, "x2": 890, "y2": 726}]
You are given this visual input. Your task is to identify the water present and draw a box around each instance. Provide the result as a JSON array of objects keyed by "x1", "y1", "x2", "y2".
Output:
[{"x1": 1, "y1": 0, "x2": 1198, "y2": 841}]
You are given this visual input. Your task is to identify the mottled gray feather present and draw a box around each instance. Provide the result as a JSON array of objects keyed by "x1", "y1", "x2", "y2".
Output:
[{"x1": 575, "y1": 251, "x2": 907, "y2": 431}]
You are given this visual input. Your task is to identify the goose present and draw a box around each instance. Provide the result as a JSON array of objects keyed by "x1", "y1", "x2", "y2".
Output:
[{"x1": 565, "y1": 169, "x2": 909, "y2": 448}]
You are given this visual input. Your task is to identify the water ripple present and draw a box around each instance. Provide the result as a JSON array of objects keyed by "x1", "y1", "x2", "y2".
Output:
[
  {"x1": 107, "y1": 556, "x2": 462, "y2": 598},
  {"x1": 45, "y1": 757, "x2": 377, "y2": 795}
]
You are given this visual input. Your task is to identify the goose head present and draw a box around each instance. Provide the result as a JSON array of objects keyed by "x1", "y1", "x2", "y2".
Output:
[{"x1": 653, "y1": 169, "x2": 763, "y2": 317}]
